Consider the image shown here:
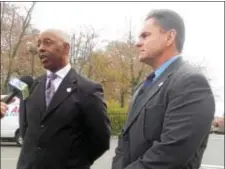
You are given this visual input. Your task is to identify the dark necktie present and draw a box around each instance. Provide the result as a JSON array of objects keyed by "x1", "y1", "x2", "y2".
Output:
[
  {"x1": 142, "y1": 72, "x2": 156, "y2": 89},
  {"x1": 135, "y1": 72, "x2": 155, "y2": 98},
  {"x1": 126, "y1": 72, "x2": 156, "y2": 122},
  {"x1": 45, "y1": 73, "x2": 57, "y2": 107}
]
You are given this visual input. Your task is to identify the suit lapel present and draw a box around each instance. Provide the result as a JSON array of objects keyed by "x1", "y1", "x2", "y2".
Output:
[
  {"x1": 123, "y1": 74, "x2": 167, "y2": 132},
  {"x1": 30, "y1": 75, "x2": 47, "y2": 114},
  {"x1": 123, "y1": 57, "x2": 184, "y2": 133},
  {"x1": 127, "y1": 81, "x2": 144, "y2": 113},
  {"x1": 41, "y1": 69, "x2": 77, "y2": 121}
]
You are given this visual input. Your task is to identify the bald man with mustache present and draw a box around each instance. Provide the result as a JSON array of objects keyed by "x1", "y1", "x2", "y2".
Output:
[{"x1": 17, "y1": 29, "x2": 111, "y2": 169}]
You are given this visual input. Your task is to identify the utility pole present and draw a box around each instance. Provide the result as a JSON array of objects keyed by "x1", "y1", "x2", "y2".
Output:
[{"x1": 27, "y1": 41, "x2": 37, "y2": 78}]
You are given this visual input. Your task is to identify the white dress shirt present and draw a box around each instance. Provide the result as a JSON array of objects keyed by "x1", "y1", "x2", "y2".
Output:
[{"x1": 46, "y1": 64, "x2": 71, "y2": 92}]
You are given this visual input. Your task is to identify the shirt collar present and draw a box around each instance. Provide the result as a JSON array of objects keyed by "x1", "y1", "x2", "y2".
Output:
[
  {"x1": 46, "y1": 64, "x2": 71, "y2": 79},
  {"x1": 154, "y1": 55, "x2": 180, "y2": 79}
]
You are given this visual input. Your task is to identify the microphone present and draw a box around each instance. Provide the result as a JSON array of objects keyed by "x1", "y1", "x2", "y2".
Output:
[{"x1": 2, "y1": 76, "x2": 34, "y2": 104}]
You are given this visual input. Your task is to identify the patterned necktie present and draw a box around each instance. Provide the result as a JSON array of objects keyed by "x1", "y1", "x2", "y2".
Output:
[{"x1": 45, "y1": 73, "x2": 57, "y2": 107}]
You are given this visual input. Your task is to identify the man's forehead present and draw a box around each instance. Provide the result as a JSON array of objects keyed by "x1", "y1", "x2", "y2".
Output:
[
  {"x1": 38, "y1": 31, "x2": 60, "y2": 41},
  {"x1": 38, "y1": 29, "x2": 70, "y2": 44},
  {"x1": 141, "y1": 18, "x2": 158, "y2": 32}
]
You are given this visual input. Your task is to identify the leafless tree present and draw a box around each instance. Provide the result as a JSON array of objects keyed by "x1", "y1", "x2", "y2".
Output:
[{"x1": 1, "y1": 2, "x2": 36, "y2": 93}]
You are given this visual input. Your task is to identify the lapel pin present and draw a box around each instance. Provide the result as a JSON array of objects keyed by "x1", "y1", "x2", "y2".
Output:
[
  {"x1": 158, "y1": 82, "x2": 164, "y2": 87},
  {"x1": 66, "y1": 88, "x2": 72, "y2": 93}
]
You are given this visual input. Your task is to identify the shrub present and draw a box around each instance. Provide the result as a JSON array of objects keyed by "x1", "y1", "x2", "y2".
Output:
[{"x1": 107, "y1": 100, "x2": 128, "y2": 135}]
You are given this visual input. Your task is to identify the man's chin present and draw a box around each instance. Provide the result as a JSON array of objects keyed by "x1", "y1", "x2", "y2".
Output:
[
  {"x1": 138, "y1": 55, "x2": 147, "y2": 63},
  {"x1": 42, "y1": 63, "x2": 51, "y2": 71}
]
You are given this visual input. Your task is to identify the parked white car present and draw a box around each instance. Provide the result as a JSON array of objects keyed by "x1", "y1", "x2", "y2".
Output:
[{"x1": 0, "y1": 95, "x2": 23, "y2": 146}]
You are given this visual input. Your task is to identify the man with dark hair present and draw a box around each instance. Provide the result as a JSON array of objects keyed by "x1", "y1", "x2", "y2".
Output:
[
  {"x1": 145, "y1": 9, "x2": 185, "y2": 53},
  {"x1": 112, "y1": 9, "x2": 215, "y2": 169}
]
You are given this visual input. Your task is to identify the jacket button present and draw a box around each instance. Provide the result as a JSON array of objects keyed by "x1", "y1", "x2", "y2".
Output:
[{"x1": 36, "y1": 147, "x2": 41, "y2": 150}]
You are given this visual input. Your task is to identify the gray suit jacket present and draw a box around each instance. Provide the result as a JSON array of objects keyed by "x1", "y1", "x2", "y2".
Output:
[{"x1": 112, "y1": 57, "x2": 215, "y2": 169}]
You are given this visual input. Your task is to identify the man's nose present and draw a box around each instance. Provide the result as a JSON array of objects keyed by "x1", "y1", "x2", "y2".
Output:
[
  {"x1": 135, "y1": 40, "x2": 142, "y2": 48},
  {"x1": 38, "y1": 44, "x2": 46, "y2": 53}
]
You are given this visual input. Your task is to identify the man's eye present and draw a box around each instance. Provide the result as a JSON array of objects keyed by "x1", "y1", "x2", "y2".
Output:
[
  {"x1": 142, "y1": 33, "x2": 150, "y2": 38},
  {"x1": 45, "y1": 40, "x2": 50, "y2": 44},
  {"x1": 44, "y1": 40, "x2": 52, "y2": 45}
]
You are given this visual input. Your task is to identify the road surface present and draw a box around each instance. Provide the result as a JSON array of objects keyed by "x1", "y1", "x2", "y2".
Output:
[{"x1": 1, "y1": 134, "x2": 224, "y2": 169}]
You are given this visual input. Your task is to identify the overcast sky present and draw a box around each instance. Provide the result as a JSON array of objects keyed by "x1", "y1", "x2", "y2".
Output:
[{"x1": 15, "y1": 2, "x2": 224, "y2": 116}]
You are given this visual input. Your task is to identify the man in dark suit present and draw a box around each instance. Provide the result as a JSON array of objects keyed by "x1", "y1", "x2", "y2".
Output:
[
  {"x1": 17, "y1": 29, "x2": 111, "y2": 169},
  {"x1": 112, "y1": 9, "x2": 215, "y2": 169}
]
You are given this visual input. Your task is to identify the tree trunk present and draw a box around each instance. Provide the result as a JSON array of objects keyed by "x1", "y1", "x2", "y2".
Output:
[{"x1": 120, "y1": 90, "x2": 125, "y2": 108}]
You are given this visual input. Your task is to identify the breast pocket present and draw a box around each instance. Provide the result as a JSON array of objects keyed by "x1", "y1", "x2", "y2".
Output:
[{"x1": 143, "y1": 104, "x2": 165, "y2": 141}]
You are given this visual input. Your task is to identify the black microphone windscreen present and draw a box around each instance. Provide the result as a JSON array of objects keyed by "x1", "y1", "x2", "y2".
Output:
[{"x1": 20, "y1": 76, "x2": 34, "y2": 89}]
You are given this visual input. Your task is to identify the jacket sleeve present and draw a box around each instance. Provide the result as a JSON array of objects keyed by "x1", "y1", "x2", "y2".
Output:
[
  {"x1": 112, "y1": 81, "x2": 144, "y2": 169},
  {"x1": 81, "y1": 83, "x2": 111, "y2": 164},
  {"x1": 124, "y1": 73, "x2": 215, "y2": 169},
  {"x1": 19, "y1": 78, "x2": 36, "y2": 139},
  {"x1": 19, "y1": 99, "x2": 27, "y2": 139},
  {"x1": 112, "y1": 134, "x2": 124, "y2": 169}
]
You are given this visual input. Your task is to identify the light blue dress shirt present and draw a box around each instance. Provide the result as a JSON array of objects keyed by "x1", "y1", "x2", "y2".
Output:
[{"x1": 153, "y1": 55, "x2": 180, "y2": 81}]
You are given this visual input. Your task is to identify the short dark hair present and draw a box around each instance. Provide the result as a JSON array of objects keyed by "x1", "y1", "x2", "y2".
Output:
[{"x1": 145, "y1": 9, "x2": 185, "y2": 52}]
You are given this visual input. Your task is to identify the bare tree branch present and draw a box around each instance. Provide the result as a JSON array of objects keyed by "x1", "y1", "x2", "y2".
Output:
[
  {"x1": 3, "y1": 2, "x2": 36, "y2": 91},
  {"x1": 8, "y1": 9, "x2": 16, "y2": 57}
]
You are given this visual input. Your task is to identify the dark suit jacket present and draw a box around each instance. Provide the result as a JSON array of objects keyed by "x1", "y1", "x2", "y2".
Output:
[
  {"x1": 17, "y1": 68, "x2": 111, "y2": 169},
  {"x1": 112, "y1": 57, "x2": 215, "y2": 169}
]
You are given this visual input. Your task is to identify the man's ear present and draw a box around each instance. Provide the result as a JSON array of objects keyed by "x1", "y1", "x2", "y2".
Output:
[
  {"x1": 166, "y1": 29, "x2": 177, "y2": 47},
  {"x1": 63, "y1": 43, "x2": 70, "y2": 55}
]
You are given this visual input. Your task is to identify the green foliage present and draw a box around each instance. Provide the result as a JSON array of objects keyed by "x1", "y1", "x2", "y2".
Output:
[{"x1": 107, "y1": 100, "x2": 128, "y2": 135}]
